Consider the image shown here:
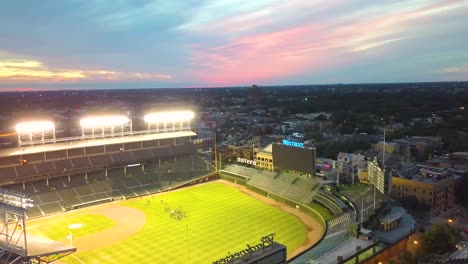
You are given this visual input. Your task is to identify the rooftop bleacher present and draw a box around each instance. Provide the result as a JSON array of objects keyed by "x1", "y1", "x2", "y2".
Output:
[{"x1": 340, "y1": 186, "x2": 384, "y2": 223}]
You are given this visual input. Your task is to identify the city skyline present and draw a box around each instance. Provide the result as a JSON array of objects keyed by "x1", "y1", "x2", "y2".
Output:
[{"x1": 1, "y1": 0, "x2": 468, "y2": 90}]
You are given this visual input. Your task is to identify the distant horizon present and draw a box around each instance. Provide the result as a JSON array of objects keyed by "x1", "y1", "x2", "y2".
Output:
[{"x1": 1, "y1": 80, "x2": 467, "y2": 93}]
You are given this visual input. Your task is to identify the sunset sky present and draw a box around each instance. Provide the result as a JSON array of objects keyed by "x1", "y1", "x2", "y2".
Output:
[{"x1": 1, "y1": 0, "x2": 467, "y2": 90}]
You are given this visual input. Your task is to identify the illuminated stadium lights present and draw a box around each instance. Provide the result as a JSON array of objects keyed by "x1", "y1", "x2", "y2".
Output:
[
  {"x1": 144, "y1": 111, "x2": 194, "y2": 132},
  {"x1": 15, "y1": 121, "x2": 55, "y2": 134},
  {"x1": 80, "y1": 116, "x2": 130, "y2": 128},
  {"x1": 80, "y1": 115, "x2": 131, "y2": 139},
  {"x1": 0, "y1": 188, "x2": 34, "y2": 209},
  {"x1": 15, "y1": 120, "x2": 56, "y2": 146}
]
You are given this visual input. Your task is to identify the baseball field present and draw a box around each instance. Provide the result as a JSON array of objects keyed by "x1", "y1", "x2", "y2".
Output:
[{"x1": 27, "y1": 180, "x2": 323, "y2": 264}]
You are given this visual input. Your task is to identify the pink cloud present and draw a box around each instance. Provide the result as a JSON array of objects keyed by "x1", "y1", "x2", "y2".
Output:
[
  {"x1": 187, "y1": 0, "x2": 466, "y2": 86},
  {"x1": 187, "y1": 24, "x2": 344, "y2": 85}
]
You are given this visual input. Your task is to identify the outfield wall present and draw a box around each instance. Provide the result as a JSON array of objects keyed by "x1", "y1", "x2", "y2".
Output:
[{"x1": 219, "y1": 171, "x2": 249, "y2": 186}]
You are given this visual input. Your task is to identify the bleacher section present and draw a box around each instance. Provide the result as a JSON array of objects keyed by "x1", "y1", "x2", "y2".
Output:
[
  {"x1": 327, "y1": 212, "x2": 353, "y2": 234},
  {"x1": 223, "y1": 165, "x2": 321, "y2": 206},
  {"x1": 222, "y1": 164, "x2": 355, "y2": 236},
  {"x1": 340, "y1": 187, "x2": 384, "y2": 223},
  {"x1": 4, "y1": 154, "x2": 213, "y2": 219}
]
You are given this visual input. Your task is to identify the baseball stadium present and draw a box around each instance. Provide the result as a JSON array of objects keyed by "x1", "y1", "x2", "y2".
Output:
[{"x1": 0, "y1": 111, "x2": 383, "y2": 264}]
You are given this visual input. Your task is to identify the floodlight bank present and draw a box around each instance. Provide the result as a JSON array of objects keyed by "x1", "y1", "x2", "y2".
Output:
[
  {"x1": 15, "y1": 121, "x2": 55, "y2": 134},
  {"x1": 80, "y1": 116, "x2": 130, "y2": 128}
]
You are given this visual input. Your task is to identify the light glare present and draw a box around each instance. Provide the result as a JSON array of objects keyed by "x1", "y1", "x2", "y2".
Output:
[
  {"x1": 80, "y1": 116, "x2": 130, "y2": 128},
  {"x1": 15, "y1": 121, "x2": 55, "y2": 134}
]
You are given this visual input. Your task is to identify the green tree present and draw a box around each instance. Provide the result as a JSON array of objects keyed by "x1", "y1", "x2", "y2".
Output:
[
  {"x1": 398, "y1": 249, "x2": 417, "y2": 264},
  {"x1": 419, "y1": 223, "x2": 461, "y2": 256}
]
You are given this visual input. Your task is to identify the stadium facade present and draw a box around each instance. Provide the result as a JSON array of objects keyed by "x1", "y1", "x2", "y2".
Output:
[{"x1": 0, "y1": 112, "x2": 216, "y2": 263}]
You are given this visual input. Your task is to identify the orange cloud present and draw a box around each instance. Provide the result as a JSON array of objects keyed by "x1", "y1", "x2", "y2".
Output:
[{"x1": 0, "y1": 56, "x2": 171, "y2": 83}]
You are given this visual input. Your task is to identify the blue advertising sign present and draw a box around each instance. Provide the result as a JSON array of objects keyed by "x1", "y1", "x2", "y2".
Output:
[{"x1": 282, "y1": 139, "x2": 304, "y2": 148}]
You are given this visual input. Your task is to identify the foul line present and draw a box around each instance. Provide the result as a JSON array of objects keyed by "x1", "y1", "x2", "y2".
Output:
[{"x1": 71, "y1": 254, "x2": 86, "y2": 264}]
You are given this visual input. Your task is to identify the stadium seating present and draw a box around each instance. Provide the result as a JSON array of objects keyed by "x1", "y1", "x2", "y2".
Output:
[
  {"x1": 86, "y1": 170, "x2": 108, "y2": 182},
  {"x1": 89, "y1": 154, "x2": 111, "y2": 166},
  {"x1": 0, "y1": 166, "x2": 17, "y2": 179},
  {"x1": 25, "y1": 206, "x2": 44, "y2": 218},
  {"x1": 79, "y1": 194, "x2": 98, "y2": 204},
  {"x1": 56, "y1": 189, "x2": 82, "y2": 208},
  {"x1": 63, "y1": 173, "x2": 87, "y2": 188},
  {"x1": 68, "y1": 148, "x2": 84, "y2": 157},
  {"x1": 223, "y1": 165, "x2": 322, "y2": 204},
  {"x1": 313, "y1": 194, "x2": 343, "y2": 215},
  {"x1": 23, "y1": 153, "x2": 45, "y2": 163},
  {"x1": 89, "y1": 181, "x2": 112, "y2": 193},
  {"x1": 15, "y1": 164, "x2": 38, "y2": 177},
  {"x1": 45, "y1": 150, "x2": 66, "y2": 160},
  {"x1": 0, "y1": 156, "x2": 20, "y2": 167},
  {"x1": 39, "y1": 202, "x2": 64, "y2": 214},
  {"x1": 319, "y1": 190, "x2": 348, "y2": 210},
  {"x1": 129, "y1": 186, "x2": 149, "y2": 196},
  {"x1": 125, "y1": 166, "x2": 142, "y2": 176},
  {"x1": 35, "y1": 192, "x2": 62, "y2": 204},
  {"x1": 327, "y1": 212, "x2": 353, "y2": 234},
  {"x1": 131, "y1": 149, "x2": 154, "y2": 161},
  {"x1": 158, "y1": 138, "x2": 173, "y2": 146},
  {"x1": 93, "y1": 192, "x2": 111, "y2": 200},
  {"x1": 111, "y1": 152, "x2": 135, "y2": 164},
  {"x1": 152, "y1": 147, "x2": 172, "y2": 158},
  {"x1": 35, "y1": 161, "x2": 56, "y2": 174},
  {"x1": 74, "y1": 185, "x2": 95, "y2": 196},
  {"x1": 48, "y1": 177, "x2": 67, "y2": 190},
  {"x1": 32, "y1": 180, "x2": 52, "y2": 193},
  {"x1": 53, "y1": 160, "x2": 73, "y2": 172},
  {"x1": 71, "y1": 157, "x2": 91, "y2": 168},
  {"x1": 124, "y1": 142, "x2": 141, "y2": 150},
  {"x1": 1, "y1": 151, "x2": 212, "y2": 219},
  {"x1": 85, "y1": 146, "x2": 105, "y2": 155}
]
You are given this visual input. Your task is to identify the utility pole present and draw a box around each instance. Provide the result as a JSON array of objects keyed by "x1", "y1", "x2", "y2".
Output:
[
  {"x1": 219, "y1": 153, "x2": 222, "y2": 171},
  {"x1": 214, "y1": 132, "x2": 218, "y2": 172}
]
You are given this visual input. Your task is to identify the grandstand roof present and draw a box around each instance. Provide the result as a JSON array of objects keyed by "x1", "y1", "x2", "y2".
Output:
[
  {"x1": 379, "y1": 206, "x2": 405, "y2": 223},
  {"x1": 0, "y1": 231, "x2": 76, "y2": 259},
  {"x1": 0, "y1": 131, "x2": 196, "y2": 158},
  {"x1": 26, "y1": 234, "x2": 76, "y2": 257}
]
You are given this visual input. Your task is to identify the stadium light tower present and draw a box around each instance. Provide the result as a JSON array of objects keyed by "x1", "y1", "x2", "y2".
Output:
[
  {"x1": 144, "y1": 111, "x2": 195, "y2": 133},
  {"x1": 15, "y1": 121, "x2": 56, "y2": 146},
  {"x1": 0, "y1": 188, "x2": 34, "y2": 263},
  {"x1": 80, "y1": 115, "x2": 131, "y2": 139}
]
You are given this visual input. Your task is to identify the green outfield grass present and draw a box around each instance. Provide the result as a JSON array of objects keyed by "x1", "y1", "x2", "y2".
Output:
[{"x1": 36, "y1": 182, "x2": 310, "y2": 264}]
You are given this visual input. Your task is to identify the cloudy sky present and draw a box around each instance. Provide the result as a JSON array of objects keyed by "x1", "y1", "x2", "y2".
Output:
[{"x1": 0, "y1": 0, "x2": 467, "y2": 90}]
